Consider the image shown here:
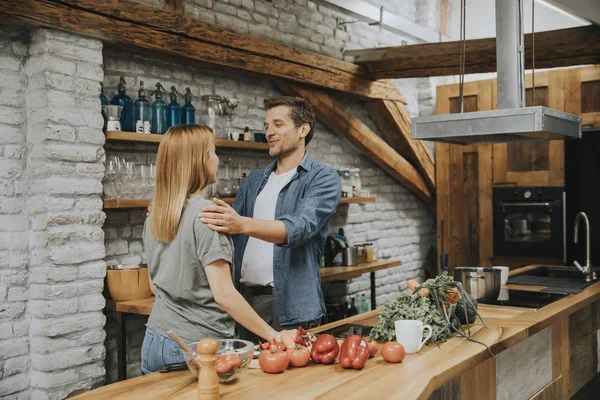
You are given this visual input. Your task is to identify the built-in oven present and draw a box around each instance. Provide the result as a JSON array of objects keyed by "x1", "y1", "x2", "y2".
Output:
[{"x1": 493, "y1": 187, "x2": 566, "y2": 262}]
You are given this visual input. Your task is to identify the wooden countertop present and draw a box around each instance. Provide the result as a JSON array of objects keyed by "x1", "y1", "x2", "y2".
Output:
[
  {"x1": 87, "y1": 267, "x2": 600, "y2": 400},
  {"x1": 105, "y1": 260, "x2": 402, "y2": 316}
]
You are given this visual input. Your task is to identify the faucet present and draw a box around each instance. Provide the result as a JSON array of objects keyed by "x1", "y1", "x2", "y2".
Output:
[{"x1": 573, "y1": 212, "x2": 594, "y2": 281}]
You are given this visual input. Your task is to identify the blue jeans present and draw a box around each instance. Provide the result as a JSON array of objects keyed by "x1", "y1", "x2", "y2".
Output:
[{"x1": 141, "y1": 327, "x2": 195, "y2": 374}]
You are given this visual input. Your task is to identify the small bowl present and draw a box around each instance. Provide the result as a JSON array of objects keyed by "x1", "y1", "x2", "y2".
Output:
[
  {"x1": 253, "y1": 132, "x2": 266, "y2": 143},
  {"x1": 183, "y1": 338, "x2": 254, "y2": 383}
]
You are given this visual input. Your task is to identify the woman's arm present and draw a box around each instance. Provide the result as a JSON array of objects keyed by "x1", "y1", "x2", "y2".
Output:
[{"x1": 205, "y1": 259, "x2": 293, "y2": 346}]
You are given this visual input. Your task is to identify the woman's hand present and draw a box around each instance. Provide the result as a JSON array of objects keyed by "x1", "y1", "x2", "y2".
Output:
[
  {"x1": 276, "y1": 330, "x2": 297, "y2": 350},
  {"x1": 199, "y1": 198, "x2": 248, "y2": 234}
]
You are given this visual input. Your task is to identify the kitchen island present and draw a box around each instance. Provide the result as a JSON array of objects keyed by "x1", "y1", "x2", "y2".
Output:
[{"x1": 79, "y1": 268, "x2": 600, "y2": 400}]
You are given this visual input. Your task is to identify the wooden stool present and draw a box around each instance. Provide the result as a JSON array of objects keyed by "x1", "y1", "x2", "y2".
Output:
[{"x1": 196, "y1": 338, "x2": 220, "y2": 400}]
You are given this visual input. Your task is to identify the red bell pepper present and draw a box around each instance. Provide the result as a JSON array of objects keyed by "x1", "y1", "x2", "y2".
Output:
[
  {"x1": 310, "y1": 334, "x2": 339, "y2": 365},
  {"x1": 339, "y1": 335, "x2": 370, "y2": 370}
]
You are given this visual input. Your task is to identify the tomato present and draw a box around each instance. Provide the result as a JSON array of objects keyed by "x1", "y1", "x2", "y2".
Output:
[
  {"x1": 381, "y1": 342, "x2": 406, "y2": 363},
  {"x1": 288, "y1": 345, "x2": 311, "y2": 367},
  {"x1": 215, "y1": 354, "x2": 242, "y2": 374},
  {"x1": 258, "y1": 348, "x2": 290, "y2": 373},
  {"x1": 366, "y1": 340, "x2": 378, "y2": 358}
]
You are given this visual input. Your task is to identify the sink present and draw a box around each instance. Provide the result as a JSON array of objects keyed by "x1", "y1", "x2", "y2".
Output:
[
  {"x1": 507, "y1": 265, "x2": 599, "y2": 293},
  {"x1": 519, "y1": 266, "x2": 590, "y2": 279}
]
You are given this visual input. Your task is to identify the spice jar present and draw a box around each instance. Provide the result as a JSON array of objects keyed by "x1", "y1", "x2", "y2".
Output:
[
  {"x1": 338, "y1": 169, "x2": 352, "y2": 198},
  {"x1": 364, "y1": 243, "x2": 375, "y2": 263},
  {"x1": 356, "y1": 244, "x2": 366, "y2": 264}
]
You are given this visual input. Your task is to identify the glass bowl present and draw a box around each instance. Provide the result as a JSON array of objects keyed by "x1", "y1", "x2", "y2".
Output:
[{"x1": 183, "y1": 338, "x2": 254, "y2": 383}]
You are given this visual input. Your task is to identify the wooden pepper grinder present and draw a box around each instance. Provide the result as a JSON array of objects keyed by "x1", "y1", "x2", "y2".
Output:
[{"x1": 196, "y1": 338, "x2": 220, "y2": 400}]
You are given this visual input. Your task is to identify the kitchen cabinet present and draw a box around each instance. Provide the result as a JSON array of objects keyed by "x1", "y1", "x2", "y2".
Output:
[
  {"x1": 493, "y1": 70, "x2": 566, "y2": 187},
  {"x1": 435, "y1": 80, "x2": 494, "y2": 272}
]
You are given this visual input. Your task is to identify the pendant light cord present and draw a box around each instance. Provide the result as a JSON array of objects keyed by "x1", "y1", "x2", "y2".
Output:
[
  {"x1": 459, "y1": 0, "x2": 466, "y2": 113},
  {"x1": 532, "y1": 0, "x2": 536, "y2": 105}
]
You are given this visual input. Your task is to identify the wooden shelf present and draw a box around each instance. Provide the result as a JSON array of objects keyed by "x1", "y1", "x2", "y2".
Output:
[
  {"x1": 103, "y1": 196, "x2": 377, "y2": 209},
  {"x1": 103, "y1": 199, "x2": 151, "y2": 209},
  {"x1": 340, "y1": 196, "x2": 376, "y2": 204},
  {"x1": 320, "y1": 260, "x2": 402, "y2": 282},
  {"x1": 105, "y1": 131, "x2": 270, "y2": 151}
]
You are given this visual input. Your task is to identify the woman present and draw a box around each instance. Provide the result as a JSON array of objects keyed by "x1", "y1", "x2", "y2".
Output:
[{"x1": 141, "y1": 125, "x2": 290, "y2": 374}]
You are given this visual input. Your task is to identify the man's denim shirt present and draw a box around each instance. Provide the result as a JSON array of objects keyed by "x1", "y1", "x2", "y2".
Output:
[{"x1": 231, "y1": 152, "x2": 341, "y2": 326}]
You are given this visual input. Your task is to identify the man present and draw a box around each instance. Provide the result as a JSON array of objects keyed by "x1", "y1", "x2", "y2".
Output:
[{"x1": 199, "y1": 96, "x2": 341, "y2": 342}]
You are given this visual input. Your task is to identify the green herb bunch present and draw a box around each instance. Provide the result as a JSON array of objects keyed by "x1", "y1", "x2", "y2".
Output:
[{"x1": 370, "y1": 294, "x2": 449, "y2": 342}]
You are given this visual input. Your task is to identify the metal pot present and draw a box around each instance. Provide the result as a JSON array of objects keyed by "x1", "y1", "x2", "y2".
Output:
[
  {"x1": 342, "y1": 246, "x2": 358, "y2": 266},
  {"x1": 453, "y1": 267, "x2": 501, "y2": 302}
]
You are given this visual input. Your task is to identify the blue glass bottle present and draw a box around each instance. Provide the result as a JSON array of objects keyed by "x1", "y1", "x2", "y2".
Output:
[
  {"x1": 151, "y1": 83, "x2": 167, "y2": 134},
  {"x1": 100, "y1": 82, "x2": 108, "y2": 132},
  {"x1": 110, "y1": 77, "x2": 134, "y2": 132},
  {"x1": 167, "y1": 86, "x2": 181, "y2": 128},
  {"x1": 134, "y1": 81, "x2": 151, "y2": 133},
  {"x1": 181, "y1": 87, "x2": 196, "y2": 125}
]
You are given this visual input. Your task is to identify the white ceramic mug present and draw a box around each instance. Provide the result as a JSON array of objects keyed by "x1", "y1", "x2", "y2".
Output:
[
  {"x1": 493, "y1": 266, "x2": 510, "y2": 286},
  {"x1": 394, "y1": 320, "x2": 433, "y2": 354}
]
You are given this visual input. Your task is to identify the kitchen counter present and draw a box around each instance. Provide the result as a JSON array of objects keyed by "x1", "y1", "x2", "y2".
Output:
[{"x1": 79, "y1": 267, "x2": 600, "y2": 400}]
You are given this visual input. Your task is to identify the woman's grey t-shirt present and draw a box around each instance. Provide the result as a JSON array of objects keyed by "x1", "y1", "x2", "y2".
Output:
[{"x1": 143, "y1": 195, "x2": 234, "y2": 344}]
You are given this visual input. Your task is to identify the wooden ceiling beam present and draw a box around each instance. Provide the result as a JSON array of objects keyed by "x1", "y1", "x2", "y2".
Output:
[
  {"x1": 277, "y1": 81, "x2": 433, "y2": 203},
  {"x1": 347, "y1": 26, "x2": 600, "y2": 79},
  {"x1": 0, "y1": 0, "x2": 405, "y2": 102},
  {"x1": 366, "y1": 100, "x2": 435, "y2": 192}
]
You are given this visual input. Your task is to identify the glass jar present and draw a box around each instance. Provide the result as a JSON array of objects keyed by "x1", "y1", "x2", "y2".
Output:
[
  {"x1": 364, "y1": 243, "x2": 375, "y2": 263},
  {"x1": 338, "y1": 169, "x2": 352, "y2": 198},
  {"x1": 350, "y1": 168, "x2": 361, "y2": 197},
  {"x1": 200, "y1": 95, "x2": 224, "y2": 138}
]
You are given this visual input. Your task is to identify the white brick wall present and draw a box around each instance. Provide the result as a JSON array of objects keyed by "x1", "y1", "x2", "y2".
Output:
[
  {"x1": 0, "y1": 27, "x2": 107, "y2": 399},
  {"x1": 0, "y1": 26, "x2": 30, "y2": 400}
]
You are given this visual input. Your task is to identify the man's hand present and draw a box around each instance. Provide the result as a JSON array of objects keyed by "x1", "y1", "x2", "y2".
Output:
[{"x1": 199, "y1": 198, "x2": 248, "y2": 234}]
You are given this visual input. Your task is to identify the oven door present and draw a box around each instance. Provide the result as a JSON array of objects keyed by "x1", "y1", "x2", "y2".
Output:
[{"x1": 493, "y1": 199, "x2": 563, "y2": 259}]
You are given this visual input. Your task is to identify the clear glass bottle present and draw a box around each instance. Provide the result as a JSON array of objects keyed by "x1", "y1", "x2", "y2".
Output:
[
  {"x1": 181, "y1": 87, "x2": 196, "y2": 125},
  {"x1": 134, "y1": 81, "x2": 151, "y2": 133},
  {"x1": 200, "y1": 95, "x2": 224, "y2": 138},
  {"x1": 167, "y1": 86, "x2": 181, "y2": 129},
  {"x1": 151, "y1": 83, "x2": 167, "y2": 134},
  {"x1": 111, "y1": 77, "x2": 134, "y2": 132}
]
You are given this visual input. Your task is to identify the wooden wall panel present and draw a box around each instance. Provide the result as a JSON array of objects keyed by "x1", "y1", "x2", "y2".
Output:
[
  {"x1": 435, "y1": 80, "x2": 493, "y2": 271},
  {"x1": 569, "y1": 300, "x2": 600, "y2": 395},
  {"x1": 496, "y1": 327, "x2": 553, "y2": 400}
]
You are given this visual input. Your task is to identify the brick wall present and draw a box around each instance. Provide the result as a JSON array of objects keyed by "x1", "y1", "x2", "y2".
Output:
[
  {"x1": 0, "y1": 26, "x2": 30, "y2": 400},
  {"x1": 0, "y1": 27, "x2": 108, "y2": 399}
]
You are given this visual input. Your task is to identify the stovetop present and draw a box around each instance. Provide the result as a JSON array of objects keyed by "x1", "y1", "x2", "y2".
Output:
[{"x1": 478, "y1": 289, "x2": 568, "y2": 309}]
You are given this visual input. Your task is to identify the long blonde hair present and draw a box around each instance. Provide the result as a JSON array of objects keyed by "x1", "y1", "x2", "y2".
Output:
[{"x1": 151, "y1": 125, "x2": 215, "y2": 243}]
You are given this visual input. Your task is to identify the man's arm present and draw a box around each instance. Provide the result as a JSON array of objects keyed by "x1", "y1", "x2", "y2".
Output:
[{"x1": 199, "y1": 168, "x2": 340, "y2": 247}]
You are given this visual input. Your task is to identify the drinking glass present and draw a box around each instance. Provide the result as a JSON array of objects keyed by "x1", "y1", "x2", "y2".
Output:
[
  {"x1": 104, "y1": 155, "x2": 119, "y2": 199},
  {"x1": 120, "y1": 161, "x2": 135, "y2": 199}
]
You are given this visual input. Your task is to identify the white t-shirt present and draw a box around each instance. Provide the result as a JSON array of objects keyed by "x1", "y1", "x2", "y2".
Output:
[{"x1": 240, "y1": 168, "x2": 297, "y2": 287}]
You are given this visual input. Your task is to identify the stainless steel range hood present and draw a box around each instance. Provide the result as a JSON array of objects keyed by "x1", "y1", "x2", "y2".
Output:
[{"x1": 411, "y1": 0, "x2": 582, "y2": 145}]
